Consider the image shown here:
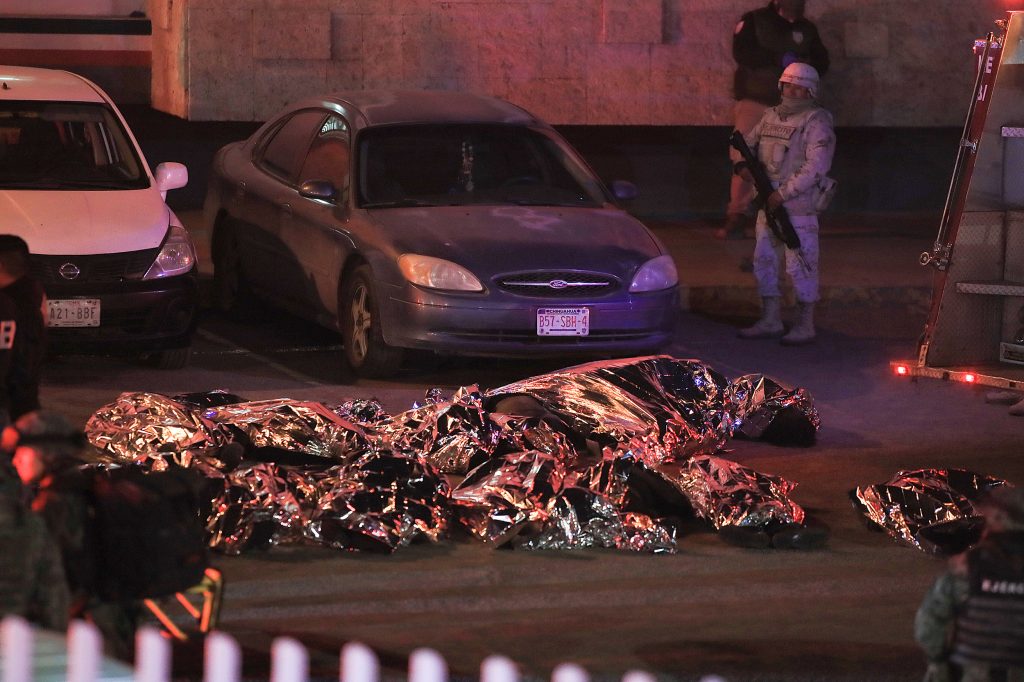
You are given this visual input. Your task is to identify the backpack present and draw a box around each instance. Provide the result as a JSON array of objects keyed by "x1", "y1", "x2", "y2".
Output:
[{"x1": 88, "y1": 466, "x2": 209, "y2": 601}]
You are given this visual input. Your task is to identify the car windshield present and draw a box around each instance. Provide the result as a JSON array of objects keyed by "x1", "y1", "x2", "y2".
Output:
[
  {"x1": 357, "y1": 124, "x2": 607, "y2": 208},
  {"x1": 0, "y1": 101, "x2": 147, "y2": 190}
]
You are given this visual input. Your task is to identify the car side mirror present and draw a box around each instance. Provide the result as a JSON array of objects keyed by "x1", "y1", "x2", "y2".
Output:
[
  {"x1": 154, "y1": 162, "x2": 188, "y2": 197},
  {"x1": 299, "y1": 179, "x2": 339, "y2": 204},
  {"x1": 610, "y1": 180, "x2": 638, "y2": 201}
]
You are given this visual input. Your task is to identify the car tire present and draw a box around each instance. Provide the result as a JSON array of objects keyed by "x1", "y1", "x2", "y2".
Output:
[
  {"x1": 340, "y1": 265, "x2": 403, "y2": 378},
  {"x1": 211, "y1": 218, "x2": 255, "y2": 315},
  {"x1": 149, "y1": 346, "x2": 191, "y2": 370}
]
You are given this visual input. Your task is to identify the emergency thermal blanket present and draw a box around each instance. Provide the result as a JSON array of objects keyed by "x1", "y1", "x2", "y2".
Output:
[{"x1": 84, "y1": 355, "x2": 820, "y2": 555}]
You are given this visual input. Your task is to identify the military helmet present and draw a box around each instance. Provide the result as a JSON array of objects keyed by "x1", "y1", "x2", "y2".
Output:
[{"x1": 779, "y1": 62, "x2": 820, "y2": 98}]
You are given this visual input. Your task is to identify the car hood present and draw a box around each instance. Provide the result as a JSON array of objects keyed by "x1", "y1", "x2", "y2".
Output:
[
  {"x1": 364, "y1": 205, "x2": 663, "y2": 276},
  {"x1": 0, "y1": 189, "x2": 170, "y2": 255}
]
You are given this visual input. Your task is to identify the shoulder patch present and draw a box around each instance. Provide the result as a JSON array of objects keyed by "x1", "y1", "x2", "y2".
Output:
[{"x1": 735, "y1": 20, "x2": 745, "y2": 35}]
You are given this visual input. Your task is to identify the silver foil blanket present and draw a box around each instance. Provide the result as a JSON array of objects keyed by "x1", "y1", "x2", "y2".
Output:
[
  {"x1": 373, "y1": 385, "x2": 498, "y2": 474},
  {"x1": 451, "y1": 449, "x2": 675, "y2": 553},
  {"x1": 486, "y1": 355, "x2": 734, "y2": 467},
  {"x1": 851, "y1": 469, "x2": 1008, "y2": 555},
  {"x1": 86, "y1": 392, "x2": 370, "y2": 467},
  {"x1": 202, "y1": 398, "x2": 370, "y2": 462},
  {"x1": 655, "y1": 455, "x2": 805, "y2": 529},
  {"x1": 83, "y1": 356, "x2": 819, "y2": 555},
  {"x1": 207, "y1": 451, "x2": 450, "y2": 555},
  {"x1": 85, "y1": 392, "x2": 231, "y2": 470},
  {"x1": 729, "y1": 374, "x2": 820, "y2": 444}
]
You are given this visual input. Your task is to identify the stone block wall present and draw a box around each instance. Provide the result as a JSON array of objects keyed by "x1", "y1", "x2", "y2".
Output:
[{"x1": 150, "y1": 0, "x2": 1011, "y2": 126}]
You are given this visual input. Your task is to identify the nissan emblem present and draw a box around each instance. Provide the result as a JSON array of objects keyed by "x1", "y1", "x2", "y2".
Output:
[{"x1": 58, "y1": 262, "x2": 81, "y2": 280}]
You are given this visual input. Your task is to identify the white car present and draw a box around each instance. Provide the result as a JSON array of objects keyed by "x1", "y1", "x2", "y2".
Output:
[{"x1": 0, "y1": 65, "x2": 197, "y2": 368}]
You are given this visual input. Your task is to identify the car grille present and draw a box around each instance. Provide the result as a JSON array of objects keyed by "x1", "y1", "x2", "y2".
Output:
[
  {"x1": 496, "y1": 271, "x2": 618, "y2": 298},
  {"x1": 30, "y1": 249, "x2": 160, "y2": 284}
]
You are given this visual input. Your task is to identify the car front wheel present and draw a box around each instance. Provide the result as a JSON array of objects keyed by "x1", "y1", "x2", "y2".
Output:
[{"x1": 340, "y1": 265, "x2": 403, "y2": 378}]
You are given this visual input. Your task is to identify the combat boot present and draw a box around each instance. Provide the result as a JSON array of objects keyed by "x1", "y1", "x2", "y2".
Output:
[
  {"x1": 738, "y1": 296, "x2": 784, "y2": 339},
  {"x1": 781, "y1": 302, "x2": 816, "y2": 346}
]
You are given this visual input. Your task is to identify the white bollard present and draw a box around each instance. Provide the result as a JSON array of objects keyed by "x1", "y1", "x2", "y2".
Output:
[
  {"x1": 408, "y1": 648, "x2": 447, "y2": 682},
  {"x1": 135, "y1": 627, "x2": 171, "y2": 682},
  {"x1": 340, "y1": 641, "x2": 379, "y2": 682},
  {"x1": 481, "y1": 655, "x2": 518, "y2": 682},
  {"x1": 204, "y1": 631, "x2": 242, "y2": 682},
  {"x1": 622, "y1": 672, "x2": 657, "y2": 682},
  {"x1": 271, "y1": 637, "x2": 309, "y2": 682},
  {"x1": 67, "y1": 620, "x2": 102, "y2": 682},
  {"x1": 1, "y1": 616, "x2": 33, "y2": 682},
  {"x1": 551, "y1": 662, "x2": 589, "y2": 682}
]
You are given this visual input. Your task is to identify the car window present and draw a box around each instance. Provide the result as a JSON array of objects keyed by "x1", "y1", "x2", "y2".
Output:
[
  {"x1": 298, "y1": 114, "x2": 350, "y2": 196},
  {"x1": 257, "y1": 109, "x2": 327, "y2": 183},
  {"x1": 356, "y1": 124, "x2": 607, "y2": 209},
  {"x1": 0, "y1": 101, "x2": 147, "y2": 190}
]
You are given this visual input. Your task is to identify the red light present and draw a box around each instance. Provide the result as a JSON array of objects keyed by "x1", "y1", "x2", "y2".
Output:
[
  {"x1": 895, "y1": 365, "x2": 909, "y2": 376},
  {"x1": 964, "y1": 373, "x2": 977, "y2": 383}
]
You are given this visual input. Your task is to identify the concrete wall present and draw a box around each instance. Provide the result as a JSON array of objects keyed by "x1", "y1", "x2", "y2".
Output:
[{"x1": 149, "y1": 0, "x2": 1014, "y2": 125}]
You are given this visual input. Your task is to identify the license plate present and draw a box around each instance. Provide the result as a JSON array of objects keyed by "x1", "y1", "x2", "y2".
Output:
[
  {"x1": 48, "y1": 298, "x2": 101, "y2": 327},
  {"x1": 537, "y1": 307, "x2": 589, "y2": 336}
]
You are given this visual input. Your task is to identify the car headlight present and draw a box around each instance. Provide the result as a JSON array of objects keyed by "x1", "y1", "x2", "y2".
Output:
[
  {"x1": 144, "y1": 224, "x2": 197, "y2": 280},
  {"x1": 629, "y1": 254, "x2": 678, "y2": 292},
  {"x1": 398, "y1": 254, "x2": 483, "y2": 292}
]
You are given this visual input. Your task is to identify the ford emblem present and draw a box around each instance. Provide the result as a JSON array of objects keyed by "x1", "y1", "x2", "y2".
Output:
[
  {"x1": 549, "y1": 279, "x2": 568, "y2": 289},
  {"x1": 58, "y1": 263, "x2": 81, "y2": 280}
]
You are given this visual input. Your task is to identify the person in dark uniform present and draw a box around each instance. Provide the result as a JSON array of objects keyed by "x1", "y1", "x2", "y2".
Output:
[
  {"x1": 0, "y1": 435, "x2": 70, "y2": 631},
  {"x1": 717, "y1": 0, "x2": 830, "y2": 240},
  {"x1": 0, "y1": 235, "x2": 46, "y2": 419},
  {"x1": 914, "y1": 485, "x2": 1024, "y2": 682},
  {"x1": 0, "y1": 288, "x2": 17, "y2": 422},
  {"x1": 9, "y1": 410, "x2": 139, "y2": 660}
]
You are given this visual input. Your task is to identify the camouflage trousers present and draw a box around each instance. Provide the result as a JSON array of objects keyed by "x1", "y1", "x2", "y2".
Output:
[{"x1": 752, "y1": 212, "x2": 820, "y2": 303}]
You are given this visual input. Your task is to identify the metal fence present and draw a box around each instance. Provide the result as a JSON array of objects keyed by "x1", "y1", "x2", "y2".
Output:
[{"x1": 1, "y1": 615, "x2": 727, "y2": 682}]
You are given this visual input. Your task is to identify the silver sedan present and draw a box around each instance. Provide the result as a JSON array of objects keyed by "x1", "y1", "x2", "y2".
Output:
[{"x1": 204, "y1": 90, "x2": 678, "y2": 377}]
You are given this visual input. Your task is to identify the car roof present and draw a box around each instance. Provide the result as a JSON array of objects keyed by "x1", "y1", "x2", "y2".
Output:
[
  {"x1": 308, "y1": 90, "x2": 543, "y2": 128},
  {"x1": 0, "y1": 65, "x2": 107, "y2": 104}
]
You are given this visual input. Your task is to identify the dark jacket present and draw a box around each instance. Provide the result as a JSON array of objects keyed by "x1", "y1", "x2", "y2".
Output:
[
  {"x1": 2, "y1": 274, "x2": 46, "y2": 419},
  {"x1": 733, "y1": 3, "x2": 830, "y2": 105},
  {"x1": 0, "y1": 291, "x2": 17, "y2": 419}
]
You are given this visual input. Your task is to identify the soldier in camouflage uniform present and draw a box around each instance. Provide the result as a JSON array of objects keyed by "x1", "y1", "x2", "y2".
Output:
[
  {"x1": 10, "y1": 410, "x2": 139, "y2": 660},
  {"x1": 0, "y1": 454, "x2": 69, "y2": 630},
  {"x1": 734, "y1": 62, "x2": 835, "y2": 345},
  {"x1": 914, "y1": 486, "x2": 1024, "y2": 682}
]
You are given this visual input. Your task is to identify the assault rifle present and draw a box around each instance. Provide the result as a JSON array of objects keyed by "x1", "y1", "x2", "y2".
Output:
[{"x1": 729, "y1": 130, "x2": 802, "y2": 251}]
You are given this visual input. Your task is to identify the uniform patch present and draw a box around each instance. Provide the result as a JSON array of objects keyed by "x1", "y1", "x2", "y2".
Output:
[
  {"x1": 0, "y1": 320, "x2": 15, "y2": 350},
  {"x1": 762, "y1": 123, "x2": 796, "y2": 140},
  {"x1": 792, "y1": 30, "x2": 804, "y2": 44}
]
